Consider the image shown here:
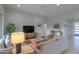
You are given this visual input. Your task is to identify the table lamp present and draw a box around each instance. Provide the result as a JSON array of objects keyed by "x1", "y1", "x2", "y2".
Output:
[{"x1": 11, "y1": 32, "x2": 25, "y2": 53}]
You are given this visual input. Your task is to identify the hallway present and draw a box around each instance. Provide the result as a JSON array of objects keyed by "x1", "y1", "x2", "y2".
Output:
[{"x1": 64, "y1": 36, "x2": 79, "y2": 54}]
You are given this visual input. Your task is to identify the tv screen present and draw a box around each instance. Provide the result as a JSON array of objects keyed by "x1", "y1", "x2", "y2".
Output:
[{"x1": 23, "y1": 26, "x2": 34, "y2": 33}]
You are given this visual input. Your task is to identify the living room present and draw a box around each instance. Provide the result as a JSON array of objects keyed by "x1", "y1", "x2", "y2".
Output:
[{"x1": 0, "y1": 4, "x2": 79, "y2": 54}]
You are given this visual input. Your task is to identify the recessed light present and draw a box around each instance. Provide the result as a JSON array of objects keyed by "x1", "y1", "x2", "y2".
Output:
[{"x1": 17, "y1": 4, "x2": 21, "y2": 7}]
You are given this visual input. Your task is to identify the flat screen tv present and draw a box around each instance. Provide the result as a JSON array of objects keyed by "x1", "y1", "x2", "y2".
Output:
[{"x1": 23, "y1": 26, "x2": 34, "y2": 33}]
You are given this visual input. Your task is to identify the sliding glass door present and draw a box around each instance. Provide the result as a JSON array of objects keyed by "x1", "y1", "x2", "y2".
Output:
[{"x1": 74, "y1": 22, "x2": 79, "y2": 35}]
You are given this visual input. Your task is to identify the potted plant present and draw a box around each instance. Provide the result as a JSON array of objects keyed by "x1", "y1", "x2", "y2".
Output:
[
  {"x1": 4, "y1": 23, "x2": 16, "y2": 48},
  {"x1": 6, "y1": 23, "x2": 16, "y2": 35}
]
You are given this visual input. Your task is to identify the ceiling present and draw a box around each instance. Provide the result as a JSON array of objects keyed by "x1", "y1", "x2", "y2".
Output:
[{"x1": 4, "y1": 4, "x2": 79, "y2": 17}]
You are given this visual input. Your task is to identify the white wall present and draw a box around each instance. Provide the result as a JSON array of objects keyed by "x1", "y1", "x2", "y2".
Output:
[
  {"x1": 0, "y1": 14, "x2": 2, "y2": 36},
  {"x1": 4, "y1": 7, "x2": 79, "y2": 37},
  {"x1": 45, "y1": 9, "x2": 79, "y2": 36},
  {"x1": 0, "y1": 5, "x2": 4, "y2": 13},
  {"x1": 0, "y1": 5, "x2": 4, "y2": 37},
  {"x1": 4, "y1": 8, "x2": 46, "y2": 36}
]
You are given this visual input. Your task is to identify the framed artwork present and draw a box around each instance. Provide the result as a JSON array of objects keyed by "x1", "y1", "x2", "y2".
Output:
[{"x1": 53, "y1": 23, "x2": 60, "y2": 29}]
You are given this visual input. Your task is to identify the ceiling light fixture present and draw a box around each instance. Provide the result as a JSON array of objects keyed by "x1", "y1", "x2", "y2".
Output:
[
  {"x1": 40, "y1": 5, "x2": 46, "y2": 15},
  {"x1": 17, "y1": 4, "x2": 21, "y2": 7},
  {"x1": 57, "y1": 4, "x2": 60, "y2": 6}
]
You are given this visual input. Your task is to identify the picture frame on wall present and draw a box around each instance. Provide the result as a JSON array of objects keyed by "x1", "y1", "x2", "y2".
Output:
[{"x1": 53, "y1": 23, "x2": 60, "y2": 29}]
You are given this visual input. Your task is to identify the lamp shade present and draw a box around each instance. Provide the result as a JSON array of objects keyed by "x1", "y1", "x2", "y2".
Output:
[{"x1": 11, "y1": 32, "x2": 25, "y2": 44}]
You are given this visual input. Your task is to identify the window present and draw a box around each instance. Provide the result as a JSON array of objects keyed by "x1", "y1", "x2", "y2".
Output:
[{"x1": 74, "y1": 22, "x2": 79, "y2": 35}]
